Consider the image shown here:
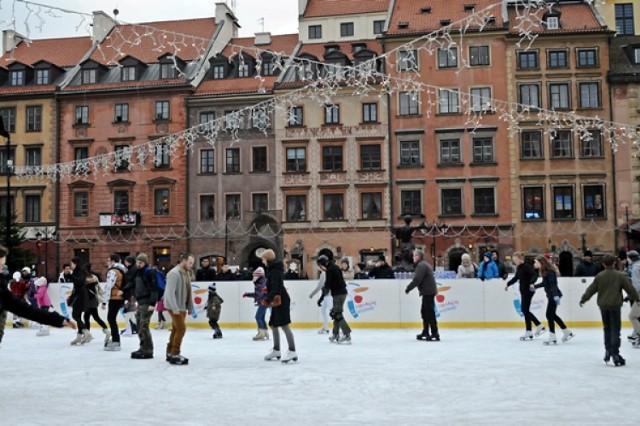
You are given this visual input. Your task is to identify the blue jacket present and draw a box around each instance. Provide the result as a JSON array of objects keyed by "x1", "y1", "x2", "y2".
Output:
[{"x1": 477, "y1": 259, "x2": 500, "y2": 280}]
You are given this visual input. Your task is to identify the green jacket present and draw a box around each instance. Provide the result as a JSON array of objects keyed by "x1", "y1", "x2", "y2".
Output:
[{"x1": 580, "y1": 268, "x2": 639, "y2": 310}]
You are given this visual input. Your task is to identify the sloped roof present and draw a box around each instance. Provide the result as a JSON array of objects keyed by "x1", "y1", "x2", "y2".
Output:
[
  {"x1": 0, "y1": 36, "x2": 92, "y2": 68},
  {"x1": 608, "y1": 35, "x2": 640, "y2": 83},
  {"x1": 298, "y1": 39, "x2": 382, "y2": 60},
  {"x1": 507, "y1": 2, "x2": 607, "y2": 35},
  {"x1": 221, "y1": 33, "x2": 299, "y2": 58},
  {"x1": 193, "y1": 76, "x2": 279, "y2": 96},
  {"x1": 303, "y1": 0, "x2": 390, "y2": 18}
]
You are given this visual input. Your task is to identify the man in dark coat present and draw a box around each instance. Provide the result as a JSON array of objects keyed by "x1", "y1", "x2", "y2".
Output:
[
  {"x1": 405, "y1": 249, "x2": 439, "y2": 341},
  {"x1": 195, "y1": 257, "x2": 217, "y2": 281},
  {"x1": 368, "y1": 255, "x2": 395, "y2": 279},
  {"x1": 317, "y1": 255, "x2": 352, "y2": 343},
  {"x1": 130, "y1": 253, "x2": 158, "y2": 359},
  {"x1": 575, "y1": 250, "x2": 599, "y2": 277}
]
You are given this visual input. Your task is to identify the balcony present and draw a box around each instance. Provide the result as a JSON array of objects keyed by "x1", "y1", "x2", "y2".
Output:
[{"x1": 99, "y1": 211, "x2": 141, "y2": 229}]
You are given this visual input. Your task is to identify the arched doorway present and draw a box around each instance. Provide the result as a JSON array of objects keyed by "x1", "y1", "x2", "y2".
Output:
[
  {"x1": 448, "y1": 247, "x2": 468, "y2": 273},
  {"x1": 558, "y1": 251, "x2": 574, "y2": 277}
]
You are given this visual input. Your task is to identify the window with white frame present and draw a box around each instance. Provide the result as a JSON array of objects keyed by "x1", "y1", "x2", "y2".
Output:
[
  {"x1": 362, "y1": 192, "x2": 382, "y2": 219},
  {"x1": 580, "y1": 130, "x2": 603, "y2": 158},
  {"x1": 470, "y1": 87, "x2": 492, "y2": 112},
  {"x1": 323, "y1": 194, "x2": 344, "y2": 220},
  {"x1": 35, "y1": 69, "x2": 49, "y2": 85},
  {"x1": 438, "y1": 88, "x2": 460, "y2": 114},
  {"x1": 549, "y1": 83, "x2": 570, "y2": 109},
  {"x1": 439, "y1": 139, "x2": 461, "y2": 165},
  {"x1": 550, "y1": 130, "x2": 573, "y2": 158},
  {"x1": 324, "y1": 104, "x2": 340, "y2": 124},
  {"x1": 521, "y1": 130, "x2": 543, "y2": 159},
  {"x1": 579, "y1": 82, "x2": 600, "y2": 108},
  {"x1": 438, "y1": 48, "x2": 458, "y2": 68},
  {"x1": 212, "y1": 64, "x2": 225, "y2": 79},
  {"x1": 399, "y1": 140, "x2": 420, "y2": 166},
  {"x1": 518, "y1": 84, "x2": 540, "y2": 110},
  {"x1": 399, "y1": 92, "x2": 419, "y2": 115}
]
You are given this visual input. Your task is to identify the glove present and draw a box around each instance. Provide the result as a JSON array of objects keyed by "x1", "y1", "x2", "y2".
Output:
[
  {"x1": 405, "y1": 287, "x2": 410, "y2": 294},
  {"x1": 501, "y1": 273, "x2": 508, "y2": 281},
  {"x1": 242, "y1": 293, "x2": 248, "y2": 298},
  {"x1": 479, "y1": 276, "x2": 485, "y2": 282},
  {"x1": 317, "y1": 296, "x2": 324, "y2": 307},
  {"x1": 554, "y1": 296, "x2": 561, "y2": 306},
  {"x1": 579, "y1": 302, "x2": 584, "y2": 307}
]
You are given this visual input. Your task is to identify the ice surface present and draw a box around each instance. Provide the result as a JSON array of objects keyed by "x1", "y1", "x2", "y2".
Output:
[{"x1": 0, "y1": 327, "x2": 636, "y2": 425}]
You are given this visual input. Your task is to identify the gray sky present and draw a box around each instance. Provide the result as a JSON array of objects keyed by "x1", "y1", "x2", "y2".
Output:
[{"x1": 0, "y1": 0, "x2": 300, "y2": 40}]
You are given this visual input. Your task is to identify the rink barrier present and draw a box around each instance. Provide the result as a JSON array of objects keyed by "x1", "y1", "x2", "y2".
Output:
[{"x1": 3, "y1": 276, "x2": 630, "y2": 330}]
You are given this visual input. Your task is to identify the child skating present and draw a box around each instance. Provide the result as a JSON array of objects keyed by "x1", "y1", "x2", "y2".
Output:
[{"x1": 206, "y1": 283, "x2": 224, "y2": 339}]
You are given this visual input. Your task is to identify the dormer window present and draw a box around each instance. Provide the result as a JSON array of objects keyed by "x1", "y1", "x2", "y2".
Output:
[
  {"x1": 121, "y1": 66, "x2": 136, "y2": 82},
  {"x1": 10, "y1": 70, "x2": 24, "y2": 86},
  {"x1": 635, "y1": 48, "x2": 640, "y2": 64},
  {"x1": 82, "y1": 69, "x2": 96, "y2": 84},
  {"x1": 261, "y1": 61, "x2": 275, "y2": 76},
  {"x1": 212, "y1": 64, "x2": 225, "y2": 79},
  {"x1": 464, "y1": 4, "x2": 476, "y2": 13},
  {"x1": 35, "y1": 69, "x2": 49, "y2": 85},
  {"x1": 546, "y1": 15, "x2": 559, "y2": 30},
  {"x1": 420, "y1": 7, "x2": 432, "y2": 14},
  {"x1": 398, "y1": 21, "x2": 409, "y2": 29},
  {"x1": 325, "y1": 45, "x2": 339, "y2": 54},
  {"x1": 352, "y1": 43, "x2": 366, "y2": 54},
  {"x1": 160, "y1": 63, "x2": 176, "y2": 79},
  {"x1": 440, "y1": 19, "x2": 451, "y2": 27},
  {"x1": 238, "y1": 63, "x2": 250, "y2": 78}
]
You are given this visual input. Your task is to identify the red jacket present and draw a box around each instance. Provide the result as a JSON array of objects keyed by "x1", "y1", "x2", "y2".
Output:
[{"x1": 9, "y1": 279, "x2": 30, "y2": 298}]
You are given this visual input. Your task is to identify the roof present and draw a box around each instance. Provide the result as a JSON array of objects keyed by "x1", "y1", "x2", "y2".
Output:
[
  {"x1": 507, "y1": 2, "x2": 607, "y2": 35},
  {"x1": 302, "y1": 0, "x2": 390, "y2": 18},
  {"x1": 193, "y1": 76, "x2": 279, "y2": 96},
  {"x1": 221, "y1": 33, "x2": 299, "y2": 58},
  {"x1": 0, "y1": 36, "x2": 93, "y2": 68},
  {"x1": 298, "y1": 40, "x2": 382, "y2": 60},
  {"x1": 608, "y1": 35, "x2": 640, "y2": 83}
]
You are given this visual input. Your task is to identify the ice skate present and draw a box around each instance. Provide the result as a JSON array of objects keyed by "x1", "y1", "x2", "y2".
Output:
[
  {"x1": 70, "y1": 333, "x2": 83, "y2": 345},
  {"x1": 534, "y1": 324, "x2": 546, "y2": 337},
  {"x1": 102, "y1": 328, "x2": 110, "y2": 346},
  {"x1": 104, "y1": 342, "x2": 121, "y2": 351},
  {"x1": 632, "y1": 338, "x2": 640, "y2": 348},
  {"x1": 252, "y1": 329, "x2": 269, "y2": 341},
  {"x1": 80, "y1": 330, "x2": 93, "y2": 344},
  {"x1": 561, "y1": 329, "x2": 574, "y2": 342},
  {"x1": 155, "y1": 321, "x2": 166, "y2": 330},
  {"x1": 428, "y1": 334, "x2": 441, "y2": 342},
  {"x1": 252, "y1": 329, "x2": 262, "y2": 340},
  {"x1": 543, "y1": 332, "x2": 557, "y2": 345},
  {"x1": 318, "y1": 328, "x2": 330, "y2": 334},
  {"x1": 281, "y1": 351, "x2": 298, "y2": 364},
  {"x1": 603, "y1": 350, "x2": 610, "y2": 363},
  {"x1": 519, "y1": 331, "x2": 533, "y2": 341},
  {"x1": 416, "y1": 330, "x2": 430, "y2": 341},
  {"x1": 36, "y1": 325, "x2": 49, "y2": 337},
  {"x1": 328, "y1": 334, "x2": 339, "y2": 343},
  {"x1": 612, "y1": 354, "x2": 626, "y2": 367},
  {"x1": 264, "y1": 349, "x2": 281, "y2": 361},
  {"x1": 337, "y1": 334, "x2": 352, "y2": 344},
  {"x1": 168, "y1": 354, "x2": 189, "y2": 365}
]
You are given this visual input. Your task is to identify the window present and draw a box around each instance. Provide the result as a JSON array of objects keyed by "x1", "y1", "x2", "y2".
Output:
[
  {"x1": 322, "y1": 146, "x2": 343, "y2": 171},
  {"x1": 0, "y1": 108, "x2": 16, "y2": 133},
  {"x1": 73, "y1": 192, "x2": 89, "y2": 217},
  {"x1": 580, "y1": 130, "x2": 602, "y2": 158},
  {"x1": 308, "y1": 25, "x2": 322, "y2": 39},
  {"x1": 553, "y1": 186, "x2": 574, "y2": 219},
  {"x1": 441, "y1": 188, "x2": 463, "y2": 215},
  {"x1": 224, "y1": 111, "x2": 241, "y2": 129},
  {"x1": 615, "y1": 4, "x2": 635, "y2": 35},
  {"x1": 160, "y1": 63, "x2": 176, "y2": 79},
  {"x1": 577, "y1": 49, "x2": 598, "y2": 67},
  {"x1": 400, "y1": 190, "x2": 422, "y2": 215},
  {"x1": 252, "y1": 109, "x2": 268, "y2": 130},
  {"x1": 373, "y1": 20, "x2": 385, "y2": 34},
  {"x1": 523, "y1": 187, "x2": 544, "y2": 219},
  {"x1": 518, "y1": 51, "x2": 538, "y2": 69},
  {"x1": 154, "y1": 143, "x2": 170, "y2": 168},
  {"x1": 74, "y1": 147, "x2": 89, "y2": 174},
  {"x1": 252, "y1": 193, "x2": 268, "y2": 213},
  {"x1": 362, "y1": 193, "x2": 382, "y2": 219},
  {"x1": 579, "y1": 82, "x2": 600, "y2": 109},
  {"x1": 323, "y1": 194, "x2": 344, "y2": 220},
  {"x1": 253, "y1": 146, "x2": 267, "y2": 172},
  {"x1": 0, "y1": 148, "x2": 15, "y2": 174},
  {"x1": 583, "y1": 185, "x2": 605, "y2": 218},
  {"x1": 114, "y1": 145, "x2": 130, "y2": 171},
  {"x1": 154, "y1": 188, "x2": 170, "y2": 215},
  {"x1": 521, "y1": 130, "x2": 543, "y2": 159},
  {"x1": 26, "y1": 106, "x2": 42, "y2": 132},
  {"x1": 200, "y1": 149, "x2": 214, "y2": 174},
  {"x1": 35, "y1": 69, "x2": 49, "y2": 85},
  {"x1": 438, "y1": 48, "x2": 458, "y2": 68},
  {"x1": 361, "y1": 145, "x2": 381, "y2": 170},
  {"x1": 114, "y1": 103, "x2": 129, "y2": 122},
  {"x1": 238, "y1": 64, "x2": 250, "y2": 78},
  {"x1": 225, "y1": 194, "x2": 241, "y2": 220},
  {"x1": 75, "y1": 106, "x2": 89, "y2": 124},
  {"x1": 288, "y1": 107, "x2": 303, "y2": 126},
  {"x1": 635, "y1": 48, "x2": 640, "y2": 65},
  {"x1": 549, "y1": 83, "x2": 570, "y2": 109},
  {"x1": 473, "y1": 187, "x2": 495, "y2": 215},
  {"x1": 25, "y1": 147, "x2": 42, "y2": 168},
  {"x1": 551, "y1": 130, "x2": 573, "y2": 158},
  {"x1": 286, "y1": 147, "x2": 306, "y2": 172},
  {"x1": 469, "y1": 46, "x2": 490, "y2": 66},
  {"x1": 82, "y1": 69, "x2": 96, "y2": 84},
  {"x1": 262, "y1": 61, "x2": 275, "y2": 76},
  {"x1": 286, "y1": 195, "x2": 306, "y2": 221},
  {"x1": 212, "y1": 65, "x2": 225, "y2": 79},
  {"x1": 548, "y1": 50, "x2": 568, "y2": 68},
  {"x1": 225, "y1": 148, "x2": 240, "y2": 173},
  {"x1": 398, "y1": 50, "x2": 418, "y2": 71},
  {"x1": 199, "y1": 111, "x2": 215, "y2": 126},
  {"x1": 200, "y1": 195, "x2": 215, "y2": 220},
  {"x1": 114, "y1": 190, "x2": 129, "y2": 212},
  {"x1": 121, "y1": 66, "x2": 136, "y2": 81},
  {"x1": 518, "y1": 84, "x2": 540, "y2": 110},
  {"x1": 440, "y1": 139, "x2": 461, "y2": 165},
  {"x1": 0, "y1": 196, "x2": 15, "y2": 217},
  {"x1": 10, "y1": 70, "x2": 24, "y2": 86},
  {"x1": 324, "y1": 104, "x2": 340, "y2": 125},
  {"x1": 438, "y1": 89, "x2": 460, "y2": 114},
  {"x1": 400, "y1": 141, "x2": 420, "y2": 166},
  {"x1": 399, "y1": 92, "x2": 419, "y2": 115},
  {"x1": 155, "y1": 101, "x2": 170, "y2": 120},
  {"x1": 362, "y1": 103, "x2": 378, "y2": 123},
  {"x1": 472, "y1": 137, "x2": 494, "y2": 164},
  {"x1": 24, "y1": 195, "x2": 41, "y2": 223},
  {"x1": 470, "y1": 87, "x2": 492, "y2": 112},
  {"x1": 340, "y1": 22, "x2": 354, "y2": 37},
  {"x1": 546, "y1": 16, "x2": 559, "y2": 30}
]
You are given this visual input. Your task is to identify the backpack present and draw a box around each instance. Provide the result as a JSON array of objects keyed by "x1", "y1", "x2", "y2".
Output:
[{"x1": 155, "y1": 269, "x2": 166, "y2": 291}]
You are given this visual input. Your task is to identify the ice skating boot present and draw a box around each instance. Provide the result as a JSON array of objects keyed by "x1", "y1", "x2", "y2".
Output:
[
  {"x1": 104, "y1": 342, "x2": 121, "y2": 352},
  {"x1": 80, "y1": 330, "x2": 92, "y2": 344},
  {"x1": 561, "y1": 329, "x2": 574, "y2": 342},
  {"x1": 543, "y1": 332, "x2": 557, "y2": 345},
  {"x1": 36, "y1": 325, "x2": 50, "y2": 337},
  {"x1": 604, "y1": 350, "x2": 610, "y2": 363},
  {"x1": 632, "y1": 338, "x2": 640, "y2": 348},
  {"x1": 264, "y1": 349, "x2": 281, "y2": 361},
  {"x1": 534, "y1": 324, "x2": 546, "y2": 336},
  {"x1": 253, "y1": 329, "x2": 268, "y2": 341},
  {"x1": 520, "y1": 331, "x2": 534, "y2": 341},
  {"x1": 337, "y1": 334, "x2": 352, "y2": 344},
  {"x1": 155, "y1": 321, "x2": 166, "y2": 330},
  {"x1": 328, "y1": 334, "x2": 339, "y2": 343},
  {"x1": 318, "y1": 328, "x2": 330, "y2": 334},
  {"x1": 70, "y1": 333, "x2": 83, "y2": 345},
  {"x1": 612, "y1": 354, "x2": 626, "y2": 367},
  {"x1": 262, "y1": 329, "x2": 270, "y2": 340},
  {"x1": 252, "y1": 329, "x2": 262, "y2": 340},
  {"x1": 214, "y1": 330, "x2": 223, "y2": 339},
  {"x1": 102, "y1": 328, "x2": 110, "y2": 346},
  {"x1": 416, "y1": 330, "x2": 430, "y2": 341},
  {"x1": 281, "y1": 350, "x2": 298, "y2": 364},
  {"x1": 429, "y1": 334, "x2": 441, "y2": 342}
]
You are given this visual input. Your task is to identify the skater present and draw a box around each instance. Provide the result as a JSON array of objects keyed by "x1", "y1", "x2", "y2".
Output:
[
  {"x1": 121, "y1": 256, "x2": 138, "y2": 336},
  {"x1": 33, "y1": 277, "x2": 51, "y2": 336},
  {"x1": 68, "y1": 257, "x2": 91, "y2": 346},
  {"x1": 9, "y1": 271, "x2": 29, "y2": 328},
  {"x1": 505, "y1": 252, "x2": 545, "y2": 340},
  {"x1": 164, "y1": 253, "x2": 195, "y2": 365},
  {"x1": 309, "y1": 267, "x2": 333, "y2": 334},
  {"x1": 101, "y1": 254, "x2": 127, "y2": 351},
  {"x1": 130, "y1": 253, "x2": 158, "y2": 360},
  {"x1": 242, "y1": 267, "x2": 269, "y2": 340},
  {"x1": 206, "y1": 283, "x2": 224, "y2": 339},
  {"x1": 626, "y1": 250, "x2": 640, "y2": 346},
  {"x1": 316, "y1": 255, "x2": 352, "y2": 344},
  {"x1": 261, "y1": 249, "x2": 297, "y2": 363},
  {"x1": 83, "y1": 264, "x2": 109, "y2": 345},
  {"x1": 532, "y1": 255, "x2": 573, "y2": 345},
  {"x1": 477, "y1": 252, "x2": 500, "y2": 281},
  {"x1": 579, "y1": 255, "x2": 639, "y2": 366},
  {"x1": 405, "y1": 249, "x2": 439, "y2": 341}
]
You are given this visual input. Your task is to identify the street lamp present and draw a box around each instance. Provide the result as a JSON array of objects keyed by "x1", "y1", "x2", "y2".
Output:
[{"x1": 0, "y1": 116, "x2": 11, "y2": 248}]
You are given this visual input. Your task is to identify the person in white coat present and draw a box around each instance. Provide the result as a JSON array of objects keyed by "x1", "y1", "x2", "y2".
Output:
[{"x1": 309, "y1": 270, "x2": 333, "y2": 334}]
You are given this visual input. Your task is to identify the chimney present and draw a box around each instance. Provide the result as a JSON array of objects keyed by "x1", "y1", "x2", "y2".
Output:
[
  {"x1": 92, "y1": 11, "x2": 117, "y2": 42},
  {"x1": 2, "y1": 30, "x2": 27, "y2": 55},
  {"x1": 215, "y1": 2, "x2": 240, "y2": 38},
  {"x1": 299, "y1": 0, "x2": 309, "y2": 17},
  {"x1": 255, "y1": 32, "x2": 271, "y2": 45}
]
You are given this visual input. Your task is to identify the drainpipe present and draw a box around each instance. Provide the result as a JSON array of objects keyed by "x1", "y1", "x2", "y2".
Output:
[{"x1": 381, "y1": 38, "x2": 395, "y2": 261}]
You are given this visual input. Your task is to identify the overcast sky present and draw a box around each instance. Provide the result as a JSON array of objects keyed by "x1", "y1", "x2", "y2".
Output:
[{"x1": 0, "y1": 0, "x2": 300, "y2": 40}]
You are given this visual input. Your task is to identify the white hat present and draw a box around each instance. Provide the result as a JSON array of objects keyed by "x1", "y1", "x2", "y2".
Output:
[
  {"x1": 35, "y1": 277, "x2": 47, "y2": 287},
  {"x1": 12, "y1": 271, "x2": 21, "y2": 281},
  {"x1": 21, "y1": 266, "x2": 31, "y2": 274}
]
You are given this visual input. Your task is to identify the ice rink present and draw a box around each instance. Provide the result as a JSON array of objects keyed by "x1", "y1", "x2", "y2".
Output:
[{"x1": 1, "y1": 326, "x2": 636, "y2": 425}]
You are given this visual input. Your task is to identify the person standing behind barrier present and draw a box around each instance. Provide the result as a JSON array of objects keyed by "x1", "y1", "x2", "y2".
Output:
[
  {"x1": 405, "y1": 249, "x2": 439, "y2": 341},
  {"x1": 340, "y1": 258, "x2": 354, "y2": 280},
  {"x1": 477, "y1": 252, "x2": 499, "y2": 281},
  {"x1": 68, "y1": 257, "x2": 89, "y2": 346},
  {"x1": 130, "y1": 253, "x2": 158, "y2": 360},
  {"x1": 532, "y1": 255, "x2": 573, "y2": 345},
  {"x1": 164, "y1": 253, "x2": 194, "y2": 365},
  {"x1": 316, "y1": 255, "x2": 352, "y2": 344},
  {"x1": 505, "y1": 252, "x2": 545, "y2": 340},
  {"x1": 575, "y1": 250, "x2": 599, "y2": 277},
  {"x1": 626, "y1": 250, "x2": 640, "y2": 346},
  {"x1": 102, "y1": 254, "x2": 127, "y2": 351},
  {"x1": 309, "y1": 269, "x2": 333, "y2": 334},
  {"x1": 262, "y1": 249, "x2": 297, "y2": 363},
  {"x1": 457, "y1": 253, "x2": 477, "y2": 278},
  {"x1": 243, "y1": 267, "x2": 269, "y2": 341}
]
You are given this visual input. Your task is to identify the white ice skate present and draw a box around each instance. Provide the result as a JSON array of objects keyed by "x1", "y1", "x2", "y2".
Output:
[
  {"x1": 36, "y1": 325, "x2": 49, "y2": 337},
  {"x1": 543, "y1": 332, "x2": 557, "y2": 345},
  {"x1": 534, "y1": 324, "x2": 546, "y2": 337},
  {"x1": 317, "y1": 328, "x2": 330, "y2": 334},
  {"x1": 337, "y1": 334, "x2": 352, "y2": 344},
  {"x1": 519, "y1": 331, "x2": 533, "y2": 341},
  {"x1": 281, "y1": 351, "x2": 298, "y2": 364},
  {"x1": 264, "y1": 350, "x2": 281, "y2": 361},
  {"x1": 561, "y1": 329, "x2": 574, "y2": 342}
]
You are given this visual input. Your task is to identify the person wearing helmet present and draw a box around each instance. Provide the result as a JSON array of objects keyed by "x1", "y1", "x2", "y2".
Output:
[{"x1": 316, "y1": 255, "x2": 352, "y2": 344}]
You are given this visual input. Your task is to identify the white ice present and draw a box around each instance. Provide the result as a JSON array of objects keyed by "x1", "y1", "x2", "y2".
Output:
[{"x1": 0, "y1": 326, "x2": 636, "y2": 425}]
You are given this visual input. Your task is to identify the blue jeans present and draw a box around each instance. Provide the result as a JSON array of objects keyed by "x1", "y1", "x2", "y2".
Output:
[{"x1": 255, "y1": 305, "x2": 267, "y2": 329}]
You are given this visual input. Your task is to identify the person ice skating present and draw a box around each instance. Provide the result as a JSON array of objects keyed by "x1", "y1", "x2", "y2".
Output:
[
  {"x1": 309, "y1": 267, "x2": 333, "y2": 334},
  {"x1": 261, "y1": 249, "x2": 297, "y2": 363},
  {"x1": 477, "y1": 252, "x2": 500, "y2": 281},
  {"x1": 83, "y1": 264, "x2": 109, "y2": 345},
  {"x1": 164, "y1": 253, "x2": 195, "y2": 365},
  {"x1": 130, "y1": 253, "x2": 158, "y2": 360},
  {"x1": 316, "y1": 255, "x2": 352, "y2": 344},
  {"x1": 532, "y1": 255, "x2": 573, "y2": 345},
  {"x1": 505, "y1": 252, "x2": 545, "y2": 340},
  {"x1": 101, "y1": 254, "x2": 127, "y2": 351},
  {"x1": 456, "y1": 253, "x2": 477, "y2": 278},
  {"x1": 9, "y1": 271, "x2": 29, "y2": 328},
  {"x1": 242, "y1": 267, "x2": 269, "y2": 340},
  {"x1": 33, "y1": 277, "x2": 51, "y2": 336},
  {"x1": 579, "y1": 255, "x2": 640, "y2": 366},
  {"x1": 68, "y1": 257, "x2": 91, "y2": 345},
  {"x1": 206, "y1": 283, "x2": 224, "y2": 339},
  {"x1": 405, "y1": 249, "x2": 439, "y2": 341},
  {"x1": 625, "y1": 250, "x2": 640, "y2": 346}
]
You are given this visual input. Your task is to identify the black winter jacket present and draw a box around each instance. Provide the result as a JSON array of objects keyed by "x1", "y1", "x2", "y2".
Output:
[
  {"x1": 506, "y1": 262, "x2": 538, "y2": 294},
  {"x1": 265, "y1": 259, "x2": 291, "y2": 327},
  {"x1": 322, "y1": 263, "x2": 348, "y2": 297}
]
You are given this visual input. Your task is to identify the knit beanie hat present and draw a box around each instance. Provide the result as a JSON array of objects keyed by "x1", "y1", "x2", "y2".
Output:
[
  {"x1": 136, "y1": 253, "x2": 149, "y2": 264},
  {"x1": 208, "y1": 283, "x2": 217, "y2": 292},
  {"x1": 34, "y1": 277, "x2": 47, "y2": 287},
  {"x1": 253, "y1": 267, "x2": 265, "y2": 277}
]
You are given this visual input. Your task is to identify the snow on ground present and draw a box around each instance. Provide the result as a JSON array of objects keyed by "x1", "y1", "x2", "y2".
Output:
[{"x1": 0, "y1": 326, "x2": 636, "y2": 425}]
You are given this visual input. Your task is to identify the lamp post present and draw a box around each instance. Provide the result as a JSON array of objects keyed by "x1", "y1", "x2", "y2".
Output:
[
  {"x1": 35, "y1": 231, "x2": 43, "y2": 276},
  {"x1": 0, "y1": 117, "x2": 11, "y2": 248}
]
